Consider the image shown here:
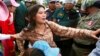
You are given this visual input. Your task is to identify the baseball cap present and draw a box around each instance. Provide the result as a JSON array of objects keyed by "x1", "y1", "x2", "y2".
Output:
[
  {"x1": 49, "y1": 0, "x2": 57, "y2": 3},
  {"x1": 3, "y1": 0, "x2": 20, "y2": 7},
  {"x1": 0, "y1": 1, "x2": 9, "y2": 21},
  {"x1": 65, "y1": 0, "x2": 76, "y2": 5}
]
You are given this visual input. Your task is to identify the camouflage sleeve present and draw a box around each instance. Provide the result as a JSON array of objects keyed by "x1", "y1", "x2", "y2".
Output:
[
  {"x1": 91, "y1": 18, "x2": 100, "y2": 30},
  {"x1": 91, "y1": 11, "x2": 100, "y2": 30},
  {"x1": 47, "y1": 21, "x2": 93, "y2": 39}
]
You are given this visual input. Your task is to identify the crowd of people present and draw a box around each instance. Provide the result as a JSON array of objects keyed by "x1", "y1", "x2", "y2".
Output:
[{"x1": 0, "y1": 0, "x2": 100, "y2": 56}]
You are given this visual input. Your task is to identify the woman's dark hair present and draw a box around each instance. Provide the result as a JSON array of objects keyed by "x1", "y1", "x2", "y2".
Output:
[
  {"x1": 26, "y1": 4, "x2": 45, "y2": 31},
  {"x1": 23, "y1": 48, "x2": 45, "y2": 56}
]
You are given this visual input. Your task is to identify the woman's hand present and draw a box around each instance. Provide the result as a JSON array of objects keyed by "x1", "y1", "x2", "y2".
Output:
[{"x1": 91, "y1": 29, "x2": 100, "y2": 40}]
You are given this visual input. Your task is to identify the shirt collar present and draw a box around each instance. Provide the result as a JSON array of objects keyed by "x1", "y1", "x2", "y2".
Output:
[{"x1": 31, "y1": 23, "x2": 49, "y2": 33}]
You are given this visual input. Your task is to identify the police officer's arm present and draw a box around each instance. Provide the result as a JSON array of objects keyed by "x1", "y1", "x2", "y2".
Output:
[
  {"x1": 91, "y1": 17, "x2": 100, "y2": 37},
  {"x1": 91, "y1": 18, "x2": 100, "y2": 30},
  {"x1": 68, "y1": 10, "x2": 81, "y2": 28},
  {"x1": 47, "y1": 21, "x2": 100, "y2": 40}
]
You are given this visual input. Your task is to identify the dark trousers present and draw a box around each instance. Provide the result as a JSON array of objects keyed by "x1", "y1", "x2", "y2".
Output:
[{"x1": 55, "y1": 39, "x2": 73, "y2": 56}]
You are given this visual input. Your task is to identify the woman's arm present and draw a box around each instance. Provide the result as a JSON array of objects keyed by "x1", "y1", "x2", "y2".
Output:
[
  {"x1": 16, "y1": 39, "x2": 25, "y2": 56},
  {"x1": 47, "y1": 21, "x2": 100, "y2": 39},
  {"x1": 14, "y1": 31, "x2": 27, "y2": 56}
]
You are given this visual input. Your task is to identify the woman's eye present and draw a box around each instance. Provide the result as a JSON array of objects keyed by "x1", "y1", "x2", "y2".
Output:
[
  {"x1": 38, "y1": 12, "x2": 46, "y2": 14},
  {"x1": 38, "y1": 12, "x2": 43, "y2": 14}
]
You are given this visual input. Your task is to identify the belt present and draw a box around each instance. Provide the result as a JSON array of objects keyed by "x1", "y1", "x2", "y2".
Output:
[{"x1": 74, "y1": 41, "x2": 96, "y2": 49}]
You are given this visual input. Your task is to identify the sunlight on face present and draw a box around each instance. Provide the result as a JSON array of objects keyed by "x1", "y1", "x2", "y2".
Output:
[{"x1": 35, "y1": 7, "x2": 46, "y2": 24}]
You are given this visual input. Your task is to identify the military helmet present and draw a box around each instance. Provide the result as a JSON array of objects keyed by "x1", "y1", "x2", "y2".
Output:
[
  {"x1": 81, "y1": 0, "x2": 96, "y2": 10},
  {"x1": 93, "y1": 1, "x2": 100, "y2": 8}
]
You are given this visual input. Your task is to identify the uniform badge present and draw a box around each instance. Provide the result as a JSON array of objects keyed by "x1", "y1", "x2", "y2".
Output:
[
  {"x1": 87, "y1": 21, "x2": 94, "y2": 26},
  {"x1": 58, "y1": 13, "x2": 63, "y2": 17}
]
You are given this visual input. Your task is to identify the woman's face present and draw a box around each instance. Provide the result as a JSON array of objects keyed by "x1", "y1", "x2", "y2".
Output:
[
  {"x1": 8, "y1": 5, "x2": 16, "y2": 12},
  {"x1": 35, "y1": 7, "x2": 46, "y2": 24}
]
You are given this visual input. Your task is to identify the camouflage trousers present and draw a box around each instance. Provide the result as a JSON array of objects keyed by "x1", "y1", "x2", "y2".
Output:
[{"x1": 69, "y1": 44, "x2": 94, "y2": 56}]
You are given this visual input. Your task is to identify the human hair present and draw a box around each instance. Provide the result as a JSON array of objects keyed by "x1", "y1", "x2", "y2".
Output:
[
  {"x1": 23, "y1": 48, "x2": 45, "y2": 56},
  {"x1": 26, "y1": 4, "x2": 45, "y2": 31}
]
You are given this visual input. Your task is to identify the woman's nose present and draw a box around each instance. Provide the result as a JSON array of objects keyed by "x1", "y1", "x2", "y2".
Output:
[{"x1": 43, "y1": 13, "x2": 46, "y2": 17}]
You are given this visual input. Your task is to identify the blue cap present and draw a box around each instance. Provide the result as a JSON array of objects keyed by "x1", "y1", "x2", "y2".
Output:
[{"x1": 33, "y1": 40, "x2": 60, "y2": 56}]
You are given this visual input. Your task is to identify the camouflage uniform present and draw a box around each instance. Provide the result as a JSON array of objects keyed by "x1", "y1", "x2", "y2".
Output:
[{"x1": 71, "y1": 10, "x2": 100, "y2": 56}]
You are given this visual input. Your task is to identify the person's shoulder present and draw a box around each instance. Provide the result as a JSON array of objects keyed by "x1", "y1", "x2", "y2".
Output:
[
  {"x1": 46, "y1": 20, "x2": 57, "y2": 26},
  {"x1": 92, "y1": 10, "x2": 100, "y2": 19},
  {"x1": 70, "y1": 9, "x2": 79, "y2": 13},
  {"x1": 97, "y1": 10, "x2": 100, "y2": 16},
  {"x1": 54, "y1": 7, "x2": 64, "y2": 15},
  {"x1": 46, "y1": 9, "x2": 50, "y2": 12},
  {"x1": 46, "y1": 20, "x2": 54, "y2": 24}
]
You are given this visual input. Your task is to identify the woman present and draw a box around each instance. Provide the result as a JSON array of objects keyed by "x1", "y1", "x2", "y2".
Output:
[
  {"x1": 2, "y1": 0, "x2": 20, "y2": 56},
  {"x1": 15, "y1": 4, "x2": 100, "y2": 56},
  {"x1": 0, "y1": 0, "x2": 20, "y2": 56}
]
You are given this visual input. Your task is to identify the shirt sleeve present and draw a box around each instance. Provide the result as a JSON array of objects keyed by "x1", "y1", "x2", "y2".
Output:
[
  {"x1": 16, "y1": 39, "x2": 25, "y2": 56},
  {"x1": 46, "y1": 21, "x2": 93, "y2": 39},
  {"x1": 91, "y1": 17, "x2": 100, "y2": 30},
  {"x1": 0, "y1": 34, "x2": 10, "y2": 40},
  {"x1": 16, "y1": 30, "x2": 27, "y2": 56}
]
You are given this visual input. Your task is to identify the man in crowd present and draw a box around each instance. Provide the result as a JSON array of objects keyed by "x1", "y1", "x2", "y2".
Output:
[
  {"x1": 52, "y1": 0, "x2": 80, "y2": 56},
  {"x1": 14, "y1": 0, "x2": 28, "y2": 52},
  {"x1": 55, "y1": 1, "x2": 63, "y2": 9},
  {"x1": 46, "y1": 0, "x2": 56, "y2": 21},
  {"x1": 71, "y1": 0, "x2": 100, "y2": 56},
  {"x1": 24, "y1": 0, "x2": 37, "y2": 9}
]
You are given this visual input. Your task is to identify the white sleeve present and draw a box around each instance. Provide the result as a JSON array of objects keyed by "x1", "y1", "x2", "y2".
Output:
[{"x1": 0, "y1": 34, "x2": 11, "y2": 40}]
